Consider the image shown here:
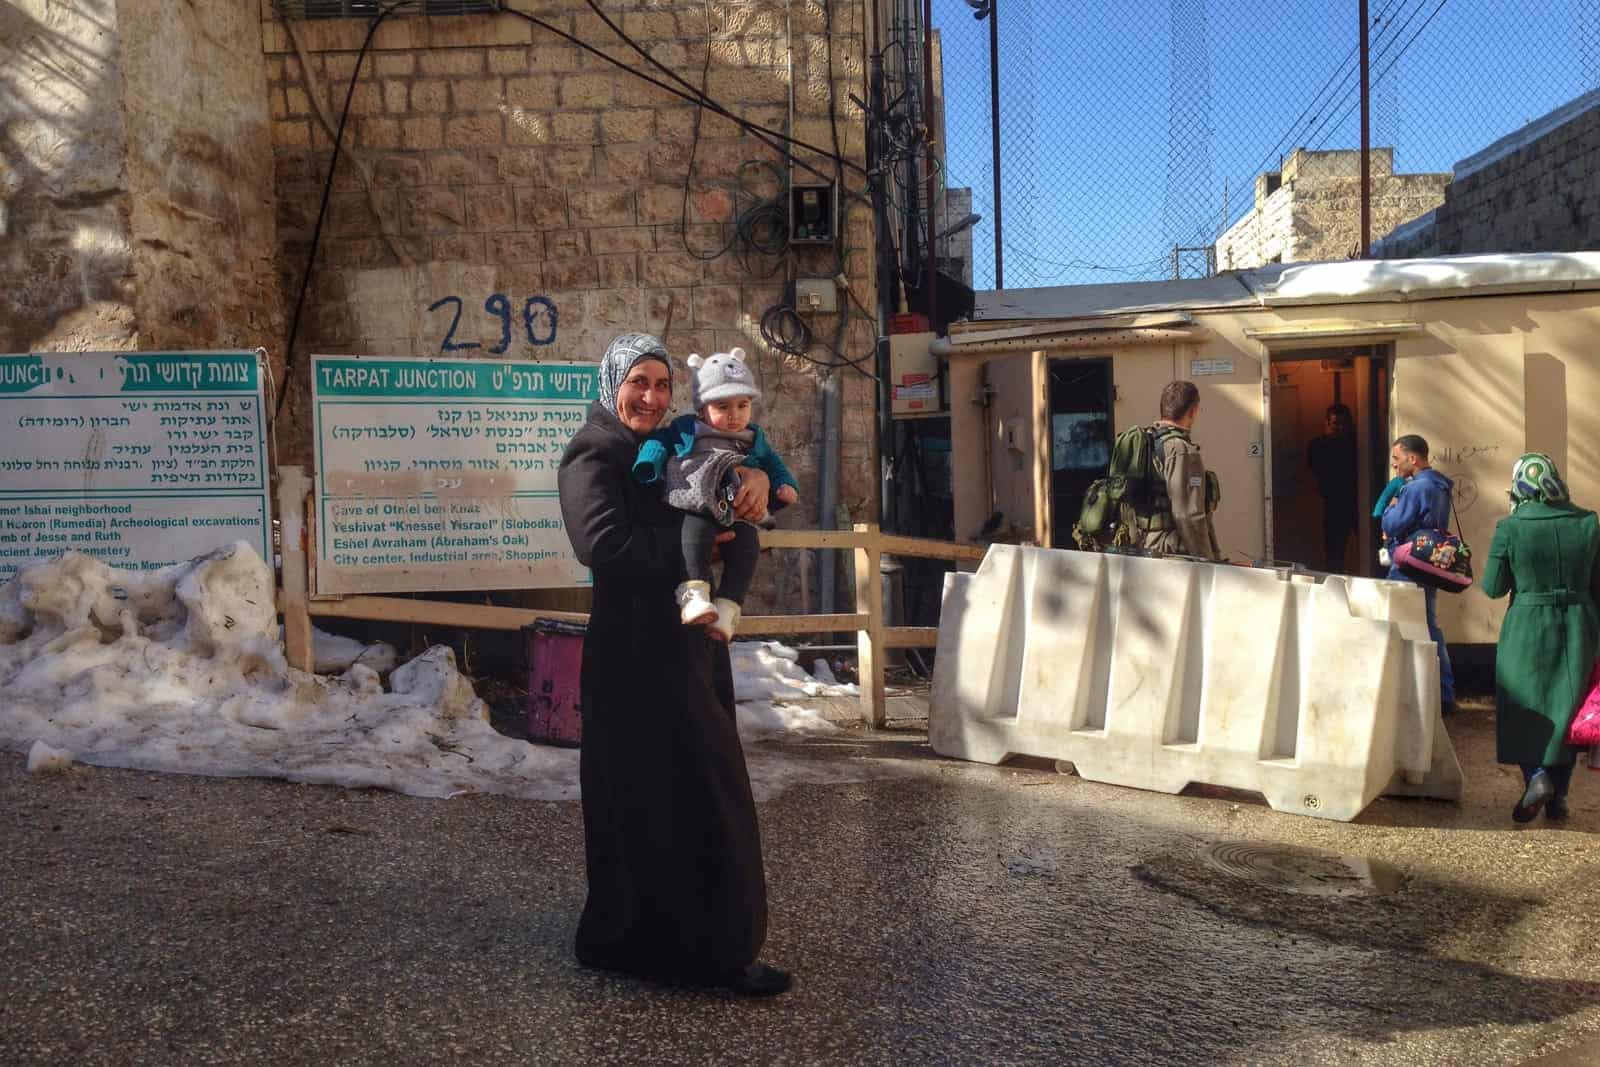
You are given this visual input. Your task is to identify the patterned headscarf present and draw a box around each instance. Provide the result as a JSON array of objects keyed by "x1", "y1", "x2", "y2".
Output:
[
  {"x1": 1509, "y1": 451, "x2": 1570, "y2": 509},
  {"x1": 596, "y1": 332, "x2": 670, "y2": 417}
]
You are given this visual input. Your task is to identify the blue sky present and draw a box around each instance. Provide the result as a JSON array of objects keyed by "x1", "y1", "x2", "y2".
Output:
[{"x1": 932, "y1": 0, "x2": 1598, "y2": 289}]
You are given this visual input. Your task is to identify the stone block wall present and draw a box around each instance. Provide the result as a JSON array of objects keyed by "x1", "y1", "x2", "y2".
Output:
[
  {"x1": 1375, "y1": 93, "x2": 1600, "y2": 257},
  {"x1": 1217, "y1": 183, "x2": 1292, "y2": 270},
  {"x1": 1217, "y1": 148, "x2": 1447, "y2": 270},
  {"x1": 262, "y1": 1, "x2": 879, "y2": 614},
  {"x1": 1291, "y1": 171, "x2": 1450, "y2": 262},
  {"x1": 0, "y1": 1, "x2": 283, "y2": 360},
  {"x1": 122, "y1": 4, "x2": 284, "y2": 358},
  {"x1": 1281, "y1": 146, "x2": 1393, "y2": 182},
  {"x1": 1, "y1": 0, "x2": 135, "y2": 351}
]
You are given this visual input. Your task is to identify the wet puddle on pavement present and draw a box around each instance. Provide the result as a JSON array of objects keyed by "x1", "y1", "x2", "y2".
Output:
[{"x1": 1199, "y1": 841, "x2": 1406, "y2": 897}]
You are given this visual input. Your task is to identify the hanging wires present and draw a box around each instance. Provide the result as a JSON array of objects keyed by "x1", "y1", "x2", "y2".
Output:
[
  {"x1": 498, "y1": 0, "x2": 868, "y2": 185},
  {"x1": 278, "y1": 0, "x2": 417, "y2": 419}
]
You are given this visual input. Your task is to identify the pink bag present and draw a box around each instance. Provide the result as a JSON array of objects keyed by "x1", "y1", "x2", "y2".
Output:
[
  {"x1": 526, "y1": 619, "x2": 586, "y2": 747},
  {"x1": 1565, "y1": 660, "x2": 1600, "y2": 748}
]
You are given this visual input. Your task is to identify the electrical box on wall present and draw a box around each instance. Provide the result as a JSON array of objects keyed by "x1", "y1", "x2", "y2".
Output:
[
  {"x1": 794, "y1": 278, "x2": 838, "y2": 314},
  {"x1": 789, "y1": 181, "x2": 838, "y2": 245},
  {"x1": 889, "y1": 331, "x2": 943, "y2": 416}
]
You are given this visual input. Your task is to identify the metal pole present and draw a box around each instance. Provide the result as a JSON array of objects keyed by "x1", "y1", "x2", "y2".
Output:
[
  {"x1": 1359, "y1": 0, "x2": 1371, "y2": 257},
  {"x1": 872, "y1": 6, "x2": 899, "y2": 535},
  {"x1": 989, "y1": 0, "x2": 1003, "y2": 289},
  {"x1": 923, "y1": 0, "x2": 938, "y2": 328}
]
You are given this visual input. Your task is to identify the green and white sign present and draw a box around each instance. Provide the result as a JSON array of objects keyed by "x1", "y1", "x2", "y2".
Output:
[
  {"x1": 311, "y1": 354, "x2": 597, "y2": 595},
  {"x1": 0, "y1": 352, "x2": 271, "y2": 581}
]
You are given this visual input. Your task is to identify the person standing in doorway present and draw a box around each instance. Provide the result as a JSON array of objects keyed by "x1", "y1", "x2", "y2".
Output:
[
  {"x1": 1307, "y1": 403, "x2": 1359, "y2": 572},
  {"x1": 1140, "y1": 380, "x2": 1222, "y2": 561},
  {"x1": 1382, "y1": 433, "x2": 1457, "y2": 716}
]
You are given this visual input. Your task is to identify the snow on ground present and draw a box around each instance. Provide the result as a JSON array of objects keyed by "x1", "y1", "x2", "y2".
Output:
[
  {"x1": 730, "y1": 640, "x2": 856, "y2": 740},
  {"x1": 311, "y1": 626, "x2": 397, "y2": 675},
  {"x1": 0, "y1": 544, "x2": 893, "y2": 802}
]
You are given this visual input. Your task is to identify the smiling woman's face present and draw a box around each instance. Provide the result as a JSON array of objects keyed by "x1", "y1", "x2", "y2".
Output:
[{"x1": 614, "y1": 358, "x2": 672, "y2": 435}]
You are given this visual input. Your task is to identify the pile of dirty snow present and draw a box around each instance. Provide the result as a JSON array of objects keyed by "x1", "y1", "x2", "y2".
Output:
[
  {"x1": 311, "y1": 625, "x2": 397, "y2": 675},
  {"x1": 0, "y1": 543, "x2": 887, "y2": 801},
  {"x1": 730, "y1": 641, "x2": 855, "y2": 739}
]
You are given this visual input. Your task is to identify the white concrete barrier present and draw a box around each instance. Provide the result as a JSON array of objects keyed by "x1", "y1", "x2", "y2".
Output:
[{"x1": 929, "y1": 545, "x2": 1463, "y2": 821}]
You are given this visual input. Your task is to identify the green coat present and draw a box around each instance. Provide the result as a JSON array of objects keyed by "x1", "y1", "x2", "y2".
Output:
[{"x1": 1481, "y1": 501, "x2": 1600, "y2": 766}]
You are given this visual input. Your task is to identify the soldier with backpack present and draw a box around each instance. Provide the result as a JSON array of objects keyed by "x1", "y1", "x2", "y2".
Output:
[{"x1": 1073, "y1": 380, "x2": 1221, "y2": 560}]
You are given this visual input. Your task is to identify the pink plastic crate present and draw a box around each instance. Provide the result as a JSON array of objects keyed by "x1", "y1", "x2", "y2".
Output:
[{"x1": 525, "y1": 619, "x2": 586, "y2": 747}]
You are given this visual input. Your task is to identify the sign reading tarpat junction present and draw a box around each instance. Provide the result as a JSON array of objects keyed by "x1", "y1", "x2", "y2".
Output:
[
  {"x1": 311, "y1": 354, "x2": 597, "y2": 595},
  {"x1": 0, "y1": 351, "x2": 272, "y2": 581}
]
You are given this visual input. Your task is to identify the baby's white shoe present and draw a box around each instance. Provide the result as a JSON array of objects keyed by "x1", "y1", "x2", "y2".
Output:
[
  {"x1": 676, "y1": 581, "x2": 717, "y2": 626},
  {"x1": 708, "y1": 598, "x2": 741, "y2": 642}
]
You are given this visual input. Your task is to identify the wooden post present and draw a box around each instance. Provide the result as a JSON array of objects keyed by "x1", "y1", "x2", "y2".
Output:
[
  {"x1": 853, "y1": 521, "x2": 886, "y2": 728},
  {"x1": 276, "y1": 466, "x2": 315, "y2": 672},
  {"x1": 1031, "y1": 349, "x2": 1052, "y2": 547}
]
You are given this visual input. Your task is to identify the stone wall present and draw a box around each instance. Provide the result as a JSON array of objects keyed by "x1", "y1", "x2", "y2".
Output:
[
  {"x1": 0, "y1": 1, "x2": 135, "y2": 351},
  {"x1": 1375, "y1": 91, "x2": 1600, "y2": 258},
  {"x1": 0, "y1": 1, "x2": 284, "y2": 362},
  {"x1": 121, "y1": 3, "x2": 285, "y2": 361},
  {"x1": 1292, "y1": 171, "x2": 1451, "y2": 262},
  {"x1": 1216, "y1": 183, "x2": 1292, "y2": 270},
  {"x1": 261, "y1": 1, "x2": 879, "y2": 614},
  {"x1": 1216, "y1": 148, "x2": 1447, "y2": 270}
]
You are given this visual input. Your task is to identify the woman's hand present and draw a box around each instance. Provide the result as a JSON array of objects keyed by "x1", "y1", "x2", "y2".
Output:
[
  {"x1": 732, "y1": 467, "x2": 771, "y2": 522},
  {"x1": 710, "y1": 529, "x2": 737, "y2": 562}
]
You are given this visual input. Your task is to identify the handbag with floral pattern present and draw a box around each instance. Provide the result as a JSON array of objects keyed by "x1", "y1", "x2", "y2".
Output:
[{"x1": 1391, "y1": 497, "x2": 1474, "y2": 593}]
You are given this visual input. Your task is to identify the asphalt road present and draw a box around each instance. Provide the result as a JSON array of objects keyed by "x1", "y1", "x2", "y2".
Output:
[{"x1": 4, "y1": 706, "x2": 1599, "y2": 1065}]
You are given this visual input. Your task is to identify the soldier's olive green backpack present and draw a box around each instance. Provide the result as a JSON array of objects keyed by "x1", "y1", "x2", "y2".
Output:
[{"x1": 1072, "y1": 424, "x2": 1159, "y2": 551}]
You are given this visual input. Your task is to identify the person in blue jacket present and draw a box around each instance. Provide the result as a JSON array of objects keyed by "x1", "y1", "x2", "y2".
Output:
[
  {"x1": 1381, "y1": 433, "x2": 1457, "y2": 715},
  {"x1": 633, "y1": 347, "x2": 799, "y2": 641}
]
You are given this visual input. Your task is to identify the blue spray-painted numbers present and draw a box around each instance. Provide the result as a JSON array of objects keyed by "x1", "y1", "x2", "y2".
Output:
[
  {"x1": 524, "y1": 296, "x2": 557, "y2": 347},
  {"x1": 485, "y1": 294, "x2": 512, "y2": 354},
  {"x1": 427, "y1": 296, "x2": 479, "y2": 352},
  {"x1": 428, "y1": 294, "x2": 560, "y2": 353}
]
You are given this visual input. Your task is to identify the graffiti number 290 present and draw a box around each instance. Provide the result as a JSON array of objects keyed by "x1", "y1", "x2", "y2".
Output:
[{"x1": 427, "y1": 294, "x2": 559, "y2": 354}]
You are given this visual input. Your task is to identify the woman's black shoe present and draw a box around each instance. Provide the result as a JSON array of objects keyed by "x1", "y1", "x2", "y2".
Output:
[
  {"x1": 1546, "y1": 796, "x2": 1570, "y2": 822},
  {"x1": 717, "y1": 962, "x2": 792, "y2": 997}
]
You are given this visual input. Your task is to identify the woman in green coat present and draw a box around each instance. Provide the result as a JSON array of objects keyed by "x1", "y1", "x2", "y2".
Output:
[{"x1": 1481, "y1": 452, "x2": 1600, "y2": 823}]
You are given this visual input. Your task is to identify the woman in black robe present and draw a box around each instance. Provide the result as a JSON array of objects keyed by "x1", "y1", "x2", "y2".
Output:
[{"x1": 557, "y1": 332, "x2": 789, "y2": 996}]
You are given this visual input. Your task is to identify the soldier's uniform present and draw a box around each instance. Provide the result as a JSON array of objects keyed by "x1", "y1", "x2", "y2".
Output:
[{"x1": 1138, "y1": 422, "x2": 1221, "y2": 561}]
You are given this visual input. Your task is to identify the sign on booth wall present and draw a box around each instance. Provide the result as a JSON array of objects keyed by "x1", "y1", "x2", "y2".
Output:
[
  {"x1": 0, "y1": 352, "x2": 272, "y2": 581},
  {"x1": 311, "y1": 354, "x2": 597, "y2": 596}
]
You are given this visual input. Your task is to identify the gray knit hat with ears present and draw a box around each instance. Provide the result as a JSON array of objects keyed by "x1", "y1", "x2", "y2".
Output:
[{"x1": 687, "y1": 347, "x2": 761, "y2": 410}]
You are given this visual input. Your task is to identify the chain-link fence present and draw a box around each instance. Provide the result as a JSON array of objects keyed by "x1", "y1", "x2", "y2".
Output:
[{"x1": 935, "y1": 0, "x2": 1600, "y2": 290}]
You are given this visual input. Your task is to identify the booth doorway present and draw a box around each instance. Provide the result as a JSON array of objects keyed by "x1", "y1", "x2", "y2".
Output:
[
  {"x1": 1046, "y1": 357, "x2": 1114, "y2": 549},
  {"x1": 1266, "y1": 346, "x2": 1390, "y2": 576}
]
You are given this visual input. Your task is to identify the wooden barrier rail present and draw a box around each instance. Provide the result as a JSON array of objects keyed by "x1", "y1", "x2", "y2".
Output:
[{"x1": 276, "y1": 471, "x2": 986, "y2": 726}]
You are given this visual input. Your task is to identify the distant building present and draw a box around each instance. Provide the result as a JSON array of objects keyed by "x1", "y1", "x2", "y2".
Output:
[
  {"x1": 1217, "y1": 148, "x2": 1449, "y2": 270},
  {"x1": 936, "y1": 186, "x2": 976, "y2": 289},
  {"x1": 1374, "y1": 88, "x2": 1600, "y2": 258}
]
